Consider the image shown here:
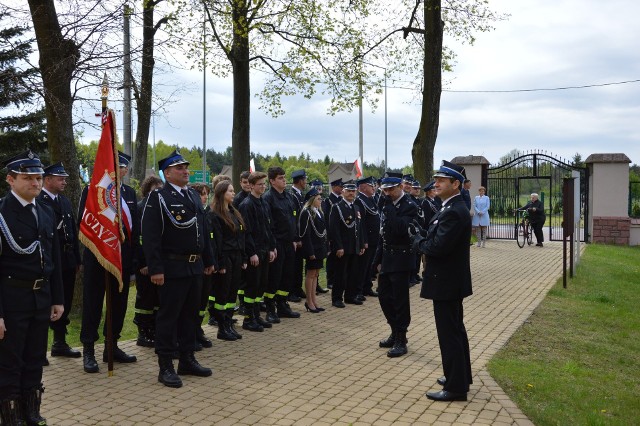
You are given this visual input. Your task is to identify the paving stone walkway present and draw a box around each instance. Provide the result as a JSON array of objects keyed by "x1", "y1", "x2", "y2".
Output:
[{"x1": 43, "y1": 240, "x2": 570, "y2": 425}]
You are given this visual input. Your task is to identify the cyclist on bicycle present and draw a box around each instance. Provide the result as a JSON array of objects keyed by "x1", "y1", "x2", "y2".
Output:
[{"x1": 517, "y1": 193, "x2": 546, "y2": 247}]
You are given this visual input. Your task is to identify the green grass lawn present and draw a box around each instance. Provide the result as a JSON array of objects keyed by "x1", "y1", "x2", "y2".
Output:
[{"x1": 487, "y1": 244, "x2": 640, "y2": 425}]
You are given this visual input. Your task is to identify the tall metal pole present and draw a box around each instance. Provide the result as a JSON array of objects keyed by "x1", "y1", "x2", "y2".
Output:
[
  {"x1": 202, "y1": 20, "x2": 207, "y2": 183},
  {"x1": 358, "y1": 82, "x2": 363, "y2": 164},
  {"x1": 384, "y1": 71, "x2": 388, "y2": 172},
  {"x1": 123, "y1": 4, "x2": 132, "y2": 184},
  {"x1": 152, "y1": 114, "x2": 156, "y2": 172}
]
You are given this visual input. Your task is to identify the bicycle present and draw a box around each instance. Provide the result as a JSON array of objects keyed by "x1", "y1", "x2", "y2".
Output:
[{"x1": 514, "y1": 209, "x2": 533, "y2": 248}]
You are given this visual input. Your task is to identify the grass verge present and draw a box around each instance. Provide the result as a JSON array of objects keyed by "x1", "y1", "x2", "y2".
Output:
[{"x1": 487, "y1": 244, "x2": 640, "y2": 425}]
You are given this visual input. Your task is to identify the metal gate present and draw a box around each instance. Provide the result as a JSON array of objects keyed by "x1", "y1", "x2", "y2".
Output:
[{"x1": 483, "y1": 151, "x2": 589, "y2": 242}]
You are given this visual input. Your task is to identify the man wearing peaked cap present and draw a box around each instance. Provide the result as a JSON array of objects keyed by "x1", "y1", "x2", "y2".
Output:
[
  {"x1": 412, "y1": 160, "x2": 473, "y2": 402},
  {"x1": 371, "y1": 171, "x2": 418, "y2": 358},
  {"x1": 79, "y1": 149, "x2": 141, "y2": 374},
  {"x1": 38, "y1": 163, "x2": 82, "y2": 360},
  {"x1": 289, "y1": 169, "x2": 307, "y2": 301},
  {"x1": 0, "y1": 150, "x2": 64, "y2": 425},
  {"x1": 141, "y1": 149, "x2": 216, "y2": 388},
  {"x1": 322, "y1": 177, "x2": 343, "y2": 290},
  {"x1": 354, "y1": 176, "x2": 381, "y2": 299},
  {"x1": 421, "y1": 181, "x2": 441, "y2": 225}
]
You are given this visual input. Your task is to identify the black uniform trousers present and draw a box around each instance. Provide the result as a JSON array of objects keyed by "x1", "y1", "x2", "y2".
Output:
[
  {"x1": 325, "y1": 253, "x2": 336, "y2": 288},
  {"x1": 0, "y1": 306, "x2": 49, "y2": 398},
  {"x1": 432, "y1": 299, "x2": 472, "y2": 394},
  {"x1": 80, "y1": 251, "x2": 130, "y2": 344},
  {"x1": 332, "y1": 253, "x2": 358, "y2": 302},
  {"x1": 211, "y1": 250, "x2": 243, "y2": 310},
  {"x1": 267, "y1": 240, "x2": 294, "y2": 298},
  {"x1": 133, "y1": 272, "x2": 158, "y2": 328},
  {"x1": 155, "y1": 275, "x2": 201, "y2": 357},
  {"x1": 244, "y1": 251, "x2": 269, "y2": 303},
  {"x1": 531, "y1": 220, "x2": 544, "y2": 244},
  {"x1": 377, "y1": 271, "x2": 411, "y2": 333},
  {"x1": 199, "y1": 274, "x2": 213, "y2": 319},
  {"x1": 358, "y1": 239, "x2": 378, "y2": 295},
  {"x1": 49, "y1": 267, "x2": 76, "y2": 333},
  {"x1": 292, "y1": 248, "x2": 304, "y2": 295}
]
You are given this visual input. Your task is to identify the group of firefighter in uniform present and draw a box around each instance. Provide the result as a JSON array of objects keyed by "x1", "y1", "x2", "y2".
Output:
[{"x1": 0, "y1": 145, "x2": 477, "y2": 424}]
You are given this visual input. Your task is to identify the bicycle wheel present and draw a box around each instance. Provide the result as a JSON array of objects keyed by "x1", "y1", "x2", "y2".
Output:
[
  {"x1": 516, "y1": 222, "x2": 526, "y2": 248},
  {"x1": 526, "y1": 222, "x2": 533, "y2": 246}
]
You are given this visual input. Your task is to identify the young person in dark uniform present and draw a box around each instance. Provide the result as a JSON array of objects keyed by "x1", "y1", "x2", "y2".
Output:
[
  {"x1": 38, "y1": 162, "x2": 82, "y2": 359},
  {"x1": 0, "y1": 150, "x2": 64, "y2": 425},
  {"x1": 354, "y1": 176, "x2": 380, "y2": 299},
  {"x1": 207, "y1": 174, "x2": 231, "y2": 324},
  {"x1": 518, "y1": 193, "x2": 546, "y2": 246},
  {"x1": 289, "y1": 169, "x2": 307, "y2": 301},
  {"x1": 141, "y1": 150, "x2": 216, "y2": 388},
  {"x1": 233, "y1": 170, "x2": 251, "y2": 208},
  {"x1": 79, "y1": 151, "x2": 138, "y2": 373},
  {"x1": 263, "y1": 167, "x2": 300, "y2": 319},
  {"x1": 134, "y1": 175, "x2": 164, "y2": 348},
  {"x1": 238, "y1": 172, "x2": 277, "y2": 331},
  {"x1": 421, "y1": 181, "x2": 441, "y2": 225},
  {"x1": 322, "y1": 178, "x2": 343, "y2": 290},
  {"x1": 328, "y1": 181, "x2": 365, "y2": 308},
  {"x1": 298, "y1": 188, "x2": 328, "y2": 313},
  {"x1": 412, "y1": 160, "x2": 473, "y2": 402},
  {"x1": 372, "y1": 172, "x2": 418, "y2": 358},
  {"x1": 209, "y1": 180, "x2": 246, "y2": 341}
]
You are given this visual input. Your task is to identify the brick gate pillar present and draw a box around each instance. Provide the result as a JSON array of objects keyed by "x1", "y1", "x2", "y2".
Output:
[{"x1": 585, "y1": 153, "x2": 631, "y2": 245}]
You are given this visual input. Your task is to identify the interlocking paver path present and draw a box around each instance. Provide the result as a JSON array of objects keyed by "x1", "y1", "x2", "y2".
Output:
[{"x1": 43, "y1": 240, "x2": 571, "y2": 425}]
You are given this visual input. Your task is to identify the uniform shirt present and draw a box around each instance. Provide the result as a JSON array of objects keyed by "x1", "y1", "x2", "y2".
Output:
[
  {"x1": 38, "y1": 188, "x2": 81, "y2": 270},
  {"x1": 373, "y1": 192, "x2": 418, "y2": 273},
  {"x1": 263, "y1": 188, "x2": 298, "y2": 243},
  {"x1": 238, "y1": 193, "x2": 276, "y2": 257},
  {"x1": 328, "y1": 198, "x2": 365, "y2": 254},
  {"x1": 354, "y1": 192, "x2": 381, "y2": 243}
]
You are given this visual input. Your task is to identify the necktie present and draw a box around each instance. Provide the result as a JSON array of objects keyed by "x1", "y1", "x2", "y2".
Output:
[
  {"x1": 27, "y1": 203, "x2": 38, "y2": 227},
  {"x1": 181, "y1": 189, "x2": 194, "y2": 207}
]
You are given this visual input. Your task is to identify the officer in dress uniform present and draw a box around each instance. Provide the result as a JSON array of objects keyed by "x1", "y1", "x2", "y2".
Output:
[
  {"x1": 0, "y1": 150, "x2": 64, "y2": 425},
  {"x1": 328, "y1": 181, "x2": 365, "y2": 307},
  {"x1": 372, "y1": 172, "x2": 418, "y2": 358},
  {"x1": 354, "y1": 176, "x2": 380, "y2": 299},
  {"x1": 79, "y1": 151, "x2": 139, "y2": 374},
  {"x1": 38, "y1": 162, "x2": 81, "y2": 359},
  {"x1": 289, "y1": 169, "x2": 306, "y2": 301},
  {"x1": 322, "y1": 178, "x2": 342, "y2": 290},
  {"x1": 421, "y1": 181, "x2": 441, "y2": 225},
  {"x1": 142, "y1": 150, "x2": 216, "y2": 388},
  {"x1": 412, "y1": 160, "x2": 473, "y2": 402}
]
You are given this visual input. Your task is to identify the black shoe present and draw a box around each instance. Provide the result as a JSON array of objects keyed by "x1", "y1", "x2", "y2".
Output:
[
  {"x1": 217, "y1": 326, "x2": 237, "y2": 341},
  {"x1": 22, "y1": 386, "x2": 47, "y2": 426},
  {"x1": 316, "y1": 285, "x2": 329, "y2": 294},
  {"x1": 242, "y1": 318, "x2": 264, "y2": 332},
  {"x1": 437, "y1": 376, "x2": 447, "y2": 386},
  {"x1": 83, "y1": 344, "x2": 99, "y2": 374},
  {"x1": 332, "y1": 300, "x2": 345, "y2": 308},
  {"x1": 356, "y1": 294, "x2": 366, "y2": 302},
  {"x1": 276, "y1": 299, "x2": 301, "y2": 318},
  {"x1": 226, "y1": 319, "x2": 243, "y2": 340},
  {"x1": 379, "y1": 333, "x2": 395, "y2": 348},
  {"x1": 304, "y1": 302, "x2": 320, "y2": 313},
  {"x1": 364, "y1": 289, "x2": 378, "y2": 297},
  {"x1": 158, "y1": 358, "x2": 182, "y2": 388},
  {"x1": 426, "y1": 390, "x2": 467, "y2": 401},
  {"x1": 51, "y1": 341, "x2": 82, "y2": 358},
  {"x1": 177, "y1": 353, "x2": 212, "y2": 377},
  {"x1": 287, "y1": 294, "x2": 301, "y2": 303},
  {"x1": 344, "y1": 298, "x2": 363, "y2": 305},
  {"x1": 136, "y1": 329, "x2": 155, "y2": 348},
  {"x1": 536, "y1": 243, "x2": 543, "y2": 247},
  {"x1": 255, "y1": 314, "x2": 273, "y2": 328},
  {"x1": 104, "y1": 345, "x2": 137, "y2": 363},
  {"x1": 196, "y1": 334, "x2": 213, "y2": 348},
  {"x1": 387, "y1": 331, "x2": 407, "y2": 357}
]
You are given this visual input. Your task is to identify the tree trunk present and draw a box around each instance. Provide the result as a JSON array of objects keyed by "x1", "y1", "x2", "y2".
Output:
[
  {"x1": 132, "y1": 1, "x2": 157, "y2": 183},
  {"x1": 27, "y1": 0, "x2": 82, "y2": 307},
  {"x1": 230, "y1": 1, "x2": 250, "y2": 190},
  {"x1": 412, "y1": 0, "x2": 443, "y2": 185}
]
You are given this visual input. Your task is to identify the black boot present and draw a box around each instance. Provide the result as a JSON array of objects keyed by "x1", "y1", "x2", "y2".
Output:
[
  {"x1": 51, "y1": 329, "x2": 81, "y2": 358},
  {"x1": 0, "y1": 397, "x2": 24, "y2": 426},
  {"x1": 379, "y1": 331, "x2": 396, "y2": 348},
  {"x1": 241, "y1": 304, "x2": 264, "y2": 332},
  {"x1": 136, "y1": 325, "x2": 155, "y2": 348},
  {"x1": 264, "y1": 299, "x2": 281, "y2": 324},
  {"x1": 196, "y1": 323, "x2": 213, "y2": 348},
  {"x1": 226, "y1": 309, "x2": 242, "y2": 339},
  {"x1": 103, "y1": 342, "x2": 137, "y2": 363},
  {"x1": 276, "y1": 296, "x2": 300, "y2": 318},
  {"x1": 21, "y1": 385, "x2": 45, "y2": 426},
  {"x1": 387, "y1": 331, "x2": 408, "y2": 358},
  {"x1": 158, "y1": 357, "x2": 182, "y2": 388},
  {"x1": 254, "y1": 303, "x2": 272, "y2": 328},
  {"x1": 215, "y1": 310, "x2": 236, "y2": 341},
  {"x1": 177, "y1": 352, "x2": 212, "y2": 377},
  {"x1": 82, "y1": 343, "x2": 99, "y2": 373}
]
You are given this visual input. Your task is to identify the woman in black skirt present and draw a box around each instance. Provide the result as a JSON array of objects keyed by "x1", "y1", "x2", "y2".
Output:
[
  {"x1": 298, "y1": 188, "x2": 328, "y2": 313},
  {"x1": 209, "y1": 180, "x2": 247, "y2": 340}
]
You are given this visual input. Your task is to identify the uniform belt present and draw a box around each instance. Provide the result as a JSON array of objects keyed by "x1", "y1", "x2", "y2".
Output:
[
  {"x1": 383, "y1": 244, "x2": 412, "y2": 254},
  {"x1": 2, "y1": 277, "x2": 46, "y2": 290},
  {"x1": 164, "y1": 253, "x2": 201, "y2": 263}
]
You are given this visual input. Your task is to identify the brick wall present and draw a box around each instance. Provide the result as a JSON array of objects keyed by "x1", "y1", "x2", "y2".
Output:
[{"x1": 592, "y1": 216, "x2": 630, "y2": 245}]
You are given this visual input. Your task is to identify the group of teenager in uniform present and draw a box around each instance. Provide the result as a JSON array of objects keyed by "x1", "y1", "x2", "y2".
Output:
[{"x1": 0, "y1": 146, "x2": 478, "y2": 424}]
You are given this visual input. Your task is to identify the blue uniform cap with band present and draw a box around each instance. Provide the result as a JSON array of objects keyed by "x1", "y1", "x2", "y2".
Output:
[
  {"x1": 433, "y1": 160, "x2": 466, "y2": 185},
  {"x1": 423, "y1": 180, "x2": 436, "y2": 192},
  {"x1": 291, "y1": 169, "x2": 306, "y2": 181},
  {"x1": 412, "y1": 180, "x2": 421, "y2": 188},
  {"x1": 356, "y1": 176, "x2": 375, "y2": 186},
  {"x1": 304, "y1": 187, "x2": 320, "y2": 202},
  {"x1": 118, "y1": 151, "x2": 132, "y2": 167},
  {"x1": 329, "y1": 178, "x2": 343, "y2": 187},
  {"x1": 380, "y1": 172, "x2": 403, "y2": 189},
  {"x1": 158, "y1": 149, "x2": 190, "y2": 172},
  {"x1": 310, "y1": 178, "x2": 324, "y2": 186},
  {"x1": 2, "y1": 150, "x2": 44, "y2": 174},
  {"x1": 43, "y1": 162, "x2": 69, "y2": 177},
  {"x1": 342, "y1": 180, "x2": 357, "y2": 191}
]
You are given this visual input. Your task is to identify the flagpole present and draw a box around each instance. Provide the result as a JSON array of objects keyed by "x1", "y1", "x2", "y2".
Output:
[{"x1": 101, "y1": 74, "x2": 115, "y2": 376}]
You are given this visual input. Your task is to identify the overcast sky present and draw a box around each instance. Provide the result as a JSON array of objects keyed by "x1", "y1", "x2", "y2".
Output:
[{"x1": 81, "y1": 0, "x2": 640, "y2": 170}]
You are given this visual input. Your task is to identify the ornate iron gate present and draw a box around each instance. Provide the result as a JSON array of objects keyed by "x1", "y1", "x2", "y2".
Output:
[{"x1": 483, "y1": 151, "x2": 589, "y2": 242}]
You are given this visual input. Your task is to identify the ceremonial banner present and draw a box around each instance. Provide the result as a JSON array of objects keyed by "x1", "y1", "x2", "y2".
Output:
[{"x1": 79, "y1": 109, "x2": 124, "y2": 290}]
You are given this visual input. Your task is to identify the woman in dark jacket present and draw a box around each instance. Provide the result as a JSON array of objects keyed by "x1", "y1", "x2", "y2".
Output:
[
  {"x1": 298, "y1": 188, "x2": 328, "y2": 313},
  {"x1": 209, "y1": 180, "x2": 247, "y2": 340}
]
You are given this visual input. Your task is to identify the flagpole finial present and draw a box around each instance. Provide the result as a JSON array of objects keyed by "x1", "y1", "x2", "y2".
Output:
[{"x1": 101, "y1": 73, "x2": 109, "y2": 112}]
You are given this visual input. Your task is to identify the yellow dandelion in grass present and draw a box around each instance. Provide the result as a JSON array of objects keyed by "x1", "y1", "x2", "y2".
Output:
[
  {"x1": 601, "y1": 409, "x2": 607, "y2": 413},
  {"x1": 527, "y1": 384, "x2": 534, "y2": 388}
]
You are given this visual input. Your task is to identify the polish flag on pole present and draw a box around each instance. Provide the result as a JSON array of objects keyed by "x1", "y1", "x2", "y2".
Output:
[
  {"x1": 354, "y1": 157, "x2": 363, "y2": 178},
  {"x1": 249, "y1": 158, "x2": 256, "y2": 172}
]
